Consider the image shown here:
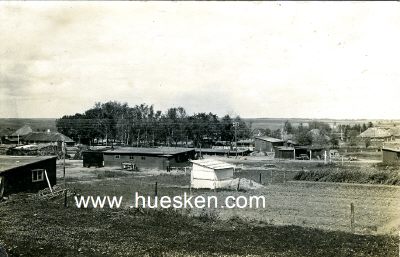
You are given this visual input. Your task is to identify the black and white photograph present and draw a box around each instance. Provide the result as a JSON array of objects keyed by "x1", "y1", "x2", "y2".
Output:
[{"x1": 0, "y1": 1, "x2": 399, "y2": 256}]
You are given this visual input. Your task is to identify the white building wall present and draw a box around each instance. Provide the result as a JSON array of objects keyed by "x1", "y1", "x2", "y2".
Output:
[{"x1": 191, "y1": 164, "x2": 233, "y2": 189}]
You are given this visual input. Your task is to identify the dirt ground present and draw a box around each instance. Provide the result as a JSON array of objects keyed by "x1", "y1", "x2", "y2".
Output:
[
  {"x1": 0, "y1": 157, "x2": 399, "y2": 256},
  {"x1": 56, "y1": 158, "x2": 400, "y2": 236}
]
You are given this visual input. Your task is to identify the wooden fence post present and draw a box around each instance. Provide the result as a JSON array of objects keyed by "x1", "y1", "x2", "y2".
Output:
[
  {"x1": 270, "y1": 170, "x2": 273, "y2": 184},
  {"x1": 350, "y1": 203, "x2": 355, "y2": 233},
  {"x1": 283, "y1": 170, "x2": 286, "y2": 183}
]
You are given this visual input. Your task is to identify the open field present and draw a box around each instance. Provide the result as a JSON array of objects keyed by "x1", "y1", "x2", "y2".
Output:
[
  {"x1": 1, "y1": 157, "x2": 399, "y2": 256},
  {"x1": 53, "y1": 158, "x2": 400, "y2": 235}
]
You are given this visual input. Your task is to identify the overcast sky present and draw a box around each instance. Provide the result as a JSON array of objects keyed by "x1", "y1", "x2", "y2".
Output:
[{"x1": 1, "y1": 2, "x2": 399, "y2": 119}]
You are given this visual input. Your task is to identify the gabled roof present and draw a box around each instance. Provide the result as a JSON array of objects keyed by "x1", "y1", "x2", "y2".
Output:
[
  {"x1": 0, "y1": 156, "x2": 57, "y2": 174},
  {"x1": 254, "y1": 136, "x2": 283, "y2": 143},
  {"x1": 10, "y1": 125, "x2": 33, "y2": 137},
  {"x1": 23, "y1": 132, "x2": 74, "y2": 143},
  {"x1": 191, "y1": 159, "x2": 235, "y2": 170},
  {"x1": 359, "y1": 128, "x2": 391, "y2": 138}
]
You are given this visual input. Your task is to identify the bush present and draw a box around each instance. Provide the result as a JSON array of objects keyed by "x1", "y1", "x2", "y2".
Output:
[
  {"x1": 293, "y1": 167, "x2": 400, "y2": 185},
  {"x1": 198, "y1": 208, "x2": 219, "y2": 222}
]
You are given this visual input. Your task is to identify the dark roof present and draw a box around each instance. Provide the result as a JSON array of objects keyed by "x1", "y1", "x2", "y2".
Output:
[
  {"x1": 0, "y1": 156, "x2": 57, "y2": 173},
  {"x1": 10, "y1": 125, "x2": 33, "y2": 137},
  {"x1": 23, "y1": 132, "x2": 74, "y2": 143},
  {"x1": 254, "y1": 136, "x2": 283, "y2": 143},
  {"x1": 104, "y1": 147, "x2": 195, "y2": 156}
]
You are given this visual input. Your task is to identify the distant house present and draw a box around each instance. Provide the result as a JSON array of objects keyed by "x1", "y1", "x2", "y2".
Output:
[
  {"x1": 0, "y1": 156, "x2": 57, "y2": 197},
  {"x1": 3, "y1": 125, "x2": 33, "y2": 144},
  {"x1": 382, "y1": 148, "x2": 400, "y2": 164},
  {"x1": 103, "y1": 147, "x2": 196, "y2": 171},
  {"x1": 254, "y1": 136, "x2": 284, "y2": 152},
  {"x1": 191, "y1": 159, "x2": 235, "y2": 189},
  {"x1": 23, "y1": 131, "x2": 75, "y2": 146},
  {"x1": 359, "y1": 128, "x2": 392, "y2": 141}
]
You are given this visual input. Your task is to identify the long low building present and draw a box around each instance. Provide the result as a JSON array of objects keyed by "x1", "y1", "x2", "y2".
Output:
[
  {"x1": 0, "y1": 156, "x2": 57, "y2": 197},
  {"x1": 103, "y1": 147, "x2": 196, "y2": 170}
]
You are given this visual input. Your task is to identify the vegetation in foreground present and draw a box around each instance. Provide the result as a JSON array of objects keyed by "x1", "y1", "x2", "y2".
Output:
[
  {"x1": 293, "y1": 163, "x2": 400, "y2": 185},
  {"x1": 0, "y1": 197, "x2": 397, "y2": 257}
]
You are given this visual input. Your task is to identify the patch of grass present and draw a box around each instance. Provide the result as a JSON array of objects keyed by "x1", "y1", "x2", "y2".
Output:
[
  {"x1": 96, "y1": 170, "x2": 130, "y2": 179},
  {"x1": 0, "y1": 199, "x2": 397, "y2": 257},
  {"x1": 294, "y1": 168, "x2": 400, "y2": 185}
]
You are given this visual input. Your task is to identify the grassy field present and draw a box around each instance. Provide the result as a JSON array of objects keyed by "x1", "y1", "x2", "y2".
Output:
[
  {"x1": 53, "y1": 159, "x2": 400, "y2": 235},
  {"x1": 0, "y1": 194, "x2": 397, "y2": 257},
  {"x1": 1, "y1": 158, "x2": 399, "y2": 256}
]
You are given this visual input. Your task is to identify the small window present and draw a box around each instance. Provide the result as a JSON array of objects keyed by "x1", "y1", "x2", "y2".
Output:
[
  {"x1": 129, "y1": 156, "x2": 134, "y2": 160},
  {"x1": 32, "y1": 169, "x2": 44, "y2": 182},
  {"x1": 141, "y1": 156, "x2": 146, "y2": 160},
  {"x1": 115, "y1": 155, "x2": 120, "y2": 159}
]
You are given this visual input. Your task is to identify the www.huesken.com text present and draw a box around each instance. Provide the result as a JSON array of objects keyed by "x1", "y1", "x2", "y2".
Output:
[{"x1": 74, "y1": 193, "x2": 267, "y2": 209}]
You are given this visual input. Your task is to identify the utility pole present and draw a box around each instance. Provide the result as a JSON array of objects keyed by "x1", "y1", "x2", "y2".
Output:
[
  {"x1": 233, "y1": 122, "x2": 239, "y2": 158},
  {"x1": 63, "y1": 140, "x2": 67, "y2": 207},
  {"x1": 137, "y1": 129, "x2": 140, "y2": 147}
]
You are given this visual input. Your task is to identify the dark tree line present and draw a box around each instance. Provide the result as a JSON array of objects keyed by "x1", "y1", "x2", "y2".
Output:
[{"x1": 56, "y1": 101, "x2": 251, "y2": 147}]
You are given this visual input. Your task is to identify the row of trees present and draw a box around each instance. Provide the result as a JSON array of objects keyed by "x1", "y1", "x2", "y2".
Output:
[{"x1": 56, "y1": 101, "x2": 251, "y2": 147}]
